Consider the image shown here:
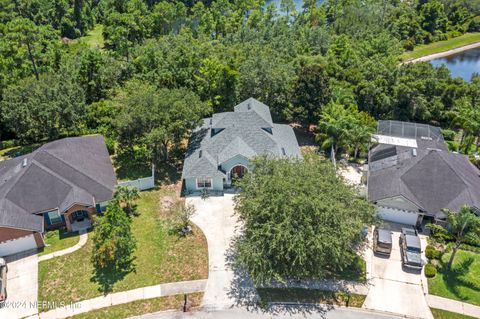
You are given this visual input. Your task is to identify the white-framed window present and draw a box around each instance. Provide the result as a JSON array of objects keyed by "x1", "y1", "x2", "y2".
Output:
[
  {"x1": 196, "y1": 177, "x2": 213, "y2": 189},
  {"x1": 47, "y1": 209, "x2": 63, "y2": 224}
]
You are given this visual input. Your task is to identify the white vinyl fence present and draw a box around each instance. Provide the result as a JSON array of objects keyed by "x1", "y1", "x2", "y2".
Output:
[{"x1": 117, "y1": 165, "x2": 155, "y2": 191}]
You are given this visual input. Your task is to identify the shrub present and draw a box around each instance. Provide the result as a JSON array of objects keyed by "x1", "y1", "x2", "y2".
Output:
[
  {"x1": 469, "y1": 16, "x2": 480, "y2": 32},
  {"x1": 425, "y1": 264, "x2": 437, "y2": 278},
  {"x1": 425, "y1": 245, "x2": 442, "y2": 260},
  {"x1": 441, "y1": 129, "x2": 456, "y2": 141},
  {"x1": 0, "y1": 140, "x2": 19, "y2": 150}
]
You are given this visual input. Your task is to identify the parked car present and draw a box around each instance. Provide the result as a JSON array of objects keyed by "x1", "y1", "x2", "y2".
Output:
[
  {"x1": 0, "y1": 257, "x2": 6, "y2": 307},
  {"x1": 373, "y1": 227, "x2": 393, "y2": 256},
  {"x1": 399, "y1": 228, "x2": 423, "y2": 270}
]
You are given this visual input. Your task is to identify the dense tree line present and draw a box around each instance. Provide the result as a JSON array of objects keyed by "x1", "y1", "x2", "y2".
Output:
[{"x1": 0, "y1": 0, "x2": 479, "y2": 165}]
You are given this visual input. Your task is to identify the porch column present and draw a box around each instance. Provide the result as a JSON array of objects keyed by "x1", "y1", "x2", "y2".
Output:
[{"x1": 64, "y1": 213, "x2": 73, "y2": 232}]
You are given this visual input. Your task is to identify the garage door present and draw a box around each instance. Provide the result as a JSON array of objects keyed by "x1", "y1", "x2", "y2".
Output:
[
  {"x1": 0, "y1": 235, "x2": 38, "y2": 257},
  {"x1": 377, "y1": 206, "x2": 418, "y2": 225}
]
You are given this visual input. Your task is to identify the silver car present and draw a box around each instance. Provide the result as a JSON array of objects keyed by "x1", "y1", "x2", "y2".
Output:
[{"x1": 399, "y1": 228, "x2": 423, "y2": 270}]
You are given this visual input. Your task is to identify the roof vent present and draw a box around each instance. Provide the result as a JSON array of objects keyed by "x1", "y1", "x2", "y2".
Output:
[
  {"x1": 22, "y1": 158, "x2": 28, "y2": 167},
  {"x1": 281, "y1": 147, "x2": 286, "y2": 156},
  {"x1": 412, "y1": 149, "x2": 417, "y2": 157},
  {"x1": 247, "y1": 103, "x2": 251, "y2": 110},
  {"x1": 199, "y1": 150, "x2": 202, "y2": 158}
]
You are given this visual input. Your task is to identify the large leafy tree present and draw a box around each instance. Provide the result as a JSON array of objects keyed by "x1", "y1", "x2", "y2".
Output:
[
  {"x1": 234, "y1": 155, "x2": 376, "y2": 284},
  {"x1": 1, "y1": 17, "x2": 59, "y2": 81},
  {"x1": 428, "y1": 207, "x2": 480, "y2": 270},
  {"x1": 0, "y1": 73, "x2": 86, "y2": 142},
  {"x1": 288, "y1": 56, "x2": 331, "y2": 128},
  {"x1": 115, "y1": 81, "x2": 210, "y2": 162}
]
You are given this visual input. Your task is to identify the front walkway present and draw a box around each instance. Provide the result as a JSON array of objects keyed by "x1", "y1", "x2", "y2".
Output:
[
  {"x1": 27, "y1": 279, "x2": 207, "y2": 319},
  {"x1": 38, "y1": 230, "x2": 88, "y2": 262},
  {"x1": 427, "y1": 294, "x2": 480, "y2": 318}
]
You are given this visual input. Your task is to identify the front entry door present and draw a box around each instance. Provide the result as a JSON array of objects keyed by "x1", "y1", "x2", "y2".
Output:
[{"x1": 71, "y1": 210, "x2": 88, "y2": 222}]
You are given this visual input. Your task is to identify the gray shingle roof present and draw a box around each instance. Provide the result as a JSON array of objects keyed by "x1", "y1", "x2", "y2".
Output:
[
  {"x1": 234, "y1": 98, "x2": 273, "y2": 126},
  {"x1": 182, "y1": 98, "x2": 302, "y2": 179},
  {"x1": 368, "y1": 127, "x2": 480, "y2": 217},
  {"x1": 0, "y1": 135, "x2": 116, "y2": 231}
]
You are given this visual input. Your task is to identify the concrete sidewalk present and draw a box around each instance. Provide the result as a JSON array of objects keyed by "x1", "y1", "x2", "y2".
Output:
[
  {"x1": 38, "y1": 230, "x2": 88, "y2": 262},
  {"x1": 27, "y1": 279, "x2": 207, "y2": 319},
  {"x1": 427, "y1": 294, "x2": 480, "y2": 318}
]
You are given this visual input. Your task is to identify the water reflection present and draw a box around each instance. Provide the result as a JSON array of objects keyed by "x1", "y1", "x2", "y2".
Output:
[{"x1": 430, "y1": 47, "x2": 480, "y2": 81}]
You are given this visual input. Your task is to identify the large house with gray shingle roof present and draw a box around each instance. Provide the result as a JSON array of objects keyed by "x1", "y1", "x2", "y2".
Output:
[
  {"x1": 182, "y1": 98, "x2": 302, "y2": 193},
  {"x1": 368, "y1": 121, "x2": 480, "y2": 227},
  {"x1": 0, "y1": 135, "x2": 116, "y2": 256}
]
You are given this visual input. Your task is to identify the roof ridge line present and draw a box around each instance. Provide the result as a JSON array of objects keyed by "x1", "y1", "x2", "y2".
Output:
[{"x1": 40, "y1": 149, "x2": 113, "y2": 193}]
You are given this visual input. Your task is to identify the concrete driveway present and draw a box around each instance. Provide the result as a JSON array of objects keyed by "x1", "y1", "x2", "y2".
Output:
[
  {"x1": 363, "y1": 225, "x2": 432, "y2": 319},
  {"x1": 0, "y1": 250, "x2": 39, "y2": 319},
  {"x1": 187, "y1": 194, "x2": 245, "y2": 309}
]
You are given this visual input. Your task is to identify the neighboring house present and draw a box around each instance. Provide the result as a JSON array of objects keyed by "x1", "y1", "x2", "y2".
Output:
[
  {"x1": 0, "y1": 135, "x2": 117, "y2": 256},
  {"x1": 368, "y1": 120, "x2": 480, "y2": 226},
  {"x1": 182, "y1": 98, "x2": 302, "y2": 193}
]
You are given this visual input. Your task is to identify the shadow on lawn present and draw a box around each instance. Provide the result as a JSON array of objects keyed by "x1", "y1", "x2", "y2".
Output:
[
  {"x1": 440, "y1": 257, "x2": 480, "y2": 301},
  {"x1": 225, "y1": 235, "x2": 333, "y2": 317},
  {"x1": 91, "y1": 259, "x2": 136, "y2": 295}
]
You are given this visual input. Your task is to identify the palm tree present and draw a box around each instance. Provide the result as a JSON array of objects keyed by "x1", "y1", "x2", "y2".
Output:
[
  {"x1": 428, "y1": 206, "x2": 480, "y2": 270},
  {"x1": 113, "y1": 186, "x2": 140, "y2": 216},
  {"x1": 316, "y1": 102, "x2": 351, "y2": 158},
  {"x1": 449, "y1": 100, "x2": 480, "y2": 153}
]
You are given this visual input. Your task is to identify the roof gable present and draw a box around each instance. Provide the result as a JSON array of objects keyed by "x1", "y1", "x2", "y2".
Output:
[
  {"x1": 234, "y1": 98, "x2": 273, "y2": 126},
  {"x1": 401, "y1": 151, "x2": 467, "y2": 214}
]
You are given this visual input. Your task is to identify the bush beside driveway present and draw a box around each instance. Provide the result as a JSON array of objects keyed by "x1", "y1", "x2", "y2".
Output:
[{"x1": 39, "y1": 188, "x2": 208, "y2": 306}]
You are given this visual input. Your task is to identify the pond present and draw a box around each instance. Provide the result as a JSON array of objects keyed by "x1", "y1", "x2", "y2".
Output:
[{"x1": 430, "y1": 47, "x2": 480, "y2": 82}]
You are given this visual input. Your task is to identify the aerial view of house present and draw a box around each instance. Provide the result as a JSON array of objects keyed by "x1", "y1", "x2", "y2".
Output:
[
  {"x1": 368, "y1": 120, "x2": 480, "y2": 227},
  {"x1": 2, "y1": 1, "x2": 480, "y2": 319},
  {"x1": 0, "y1": 135, "x2": 116, "y2": 256},
  {"x1": 182, "y1": 98, "x2": 302, "y2": 193}
]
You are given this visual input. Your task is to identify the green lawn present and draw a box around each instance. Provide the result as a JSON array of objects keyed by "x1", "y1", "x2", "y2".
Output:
[
  {"x1": 39, "y1": 188, "x2": 208, "y2": 305},
  {"x1": 69, "y1": 24, "x2": 104, "y2": 51},
  {"x1": 257, "y1": 288, "x2": 366, "y2": 308},
  {"x1": 402, "y1": 33, "x2": 480, "y2": 61},
  {"x1": 38, "y1": 230, "x2": 80, "y2": 257},
  {"x1": 66, "y1": 293, "x2": 203, "y2": 319},
  {"x1": 428, "y1": 250, "x2": 480, "y2": 306},
  {"x1": 336, "y1": 255, "x2": 367, "y2": 283},
  {"x1": 431, "y1": 308, "x2": 477, "y2": 319}
]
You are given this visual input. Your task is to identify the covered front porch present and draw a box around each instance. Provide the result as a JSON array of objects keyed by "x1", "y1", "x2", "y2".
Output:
[{"x1": 64, "y1": 206, "x2": 94, "y2": 232}]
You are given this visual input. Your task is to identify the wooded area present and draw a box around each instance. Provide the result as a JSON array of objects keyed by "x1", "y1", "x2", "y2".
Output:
[{"x1": 1, "y1": 0, "x2": 480, "y2": 171}]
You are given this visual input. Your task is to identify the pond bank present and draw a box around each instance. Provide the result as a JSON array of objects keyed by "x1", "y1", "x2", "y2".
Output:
[{"x1": 405, "y1": 41, "x2": 480, "y2": 63}]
